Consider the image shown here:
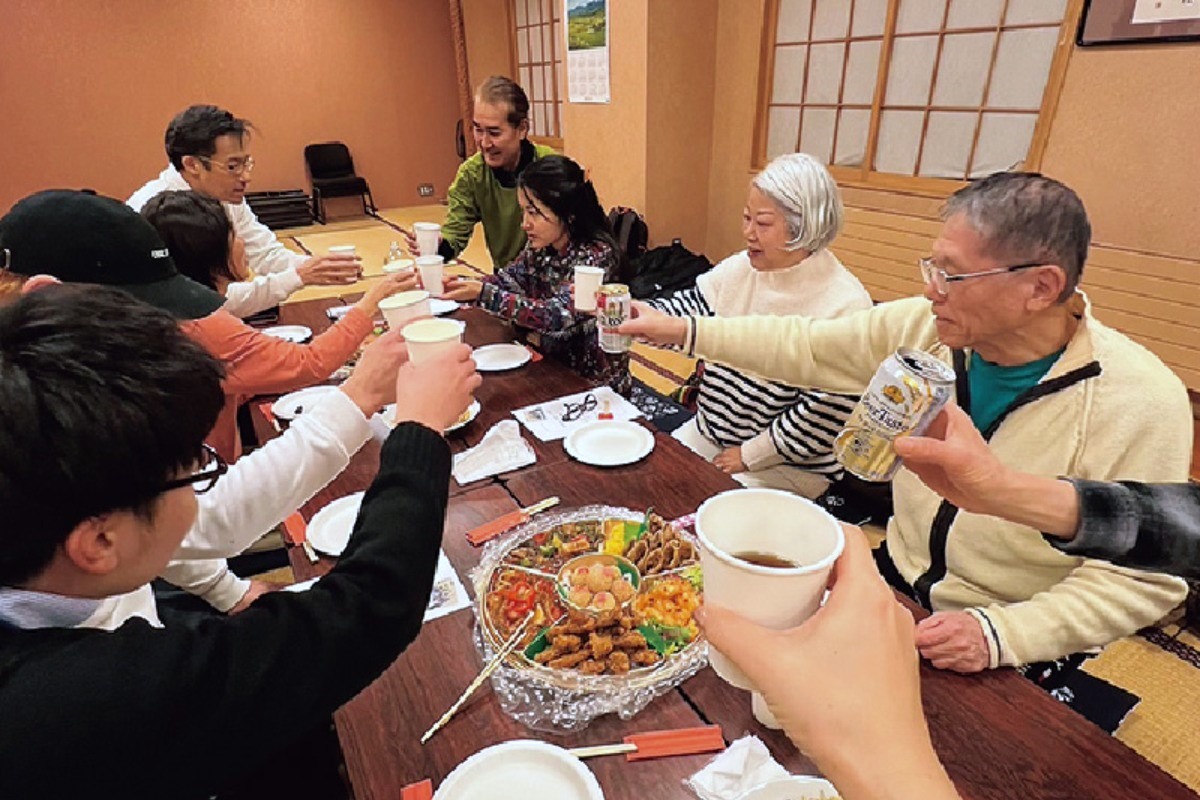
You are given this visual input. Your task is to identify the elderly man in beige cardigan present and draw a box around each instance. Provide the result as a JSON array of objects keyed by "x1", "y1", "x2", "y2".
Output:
[{"x1": 624, "y1": 172, "x2": 1190, "y2": 674}]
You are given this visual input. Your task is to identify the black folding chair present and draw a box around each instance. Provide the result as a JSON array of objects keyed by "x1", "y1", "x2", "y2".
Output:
[{"x1": 303, "y1": 142, "x2": 377, "y2": 224}]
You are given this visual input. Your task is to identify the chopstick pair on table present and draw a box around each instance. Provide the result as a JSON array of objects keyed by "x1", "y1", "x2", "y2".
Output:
[{"x1": 465, "y1": 496, "x2": 559, "y2": 546}]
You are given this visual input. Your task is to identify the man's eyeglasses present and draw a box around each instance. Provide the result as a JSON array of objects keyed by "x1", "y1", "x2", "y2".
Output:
[
  {"x1": 918, "y1": 257, "x2": 1043, "y2": 297},
  {"x1": 159, "y1": 444, "x2": 228, "y2": 494},
  {"x1": 196, "y1": 155, "x2": 256, "y2": 176}
]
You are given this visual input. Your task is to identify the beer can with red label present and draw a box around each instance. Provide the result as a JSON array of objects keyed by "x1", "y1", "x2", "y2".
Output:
[{"x1": 596, "y1": 283, "x2": 632, "y2": 354}]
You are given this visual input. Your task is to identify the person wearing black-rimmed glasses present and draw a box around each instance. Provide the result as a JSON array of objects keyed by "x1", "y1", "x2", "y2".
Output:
[
  {"x1": 127, "y1": 104, "x2": 364, "y2": 317},
  {"x1": 0, "y1": 284, "x2": 480, "y2": 798},
  {"x1": 620, "y1": 172, "x2": 1190, "y2": 687}
]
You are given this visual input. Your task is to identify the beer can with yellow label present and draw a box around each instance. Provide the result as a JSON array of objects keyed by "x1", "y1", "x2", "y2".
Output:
[{"x1": 833, "y1": 348, "x2": 955, "y2": 482}]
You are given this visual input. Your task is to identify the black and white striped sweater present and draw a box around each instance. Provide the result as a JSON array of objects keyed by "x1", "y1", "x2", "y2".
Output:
[{"x1": 649, "y1": 249, "x2": 872, "y2": 476}]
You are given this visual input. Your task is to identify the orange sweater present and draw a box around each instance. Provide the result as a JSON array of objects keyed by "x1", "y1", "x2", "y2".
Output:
[{"x1": 182, "y1": 308, "x2": 373, "y2": 461}]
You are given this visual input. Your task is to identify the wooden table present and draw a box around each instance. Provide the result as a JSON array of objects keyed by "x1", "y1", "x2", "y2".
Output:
[{"x1": 252, "y1": 299, "x2": 1197, "y2": 800}]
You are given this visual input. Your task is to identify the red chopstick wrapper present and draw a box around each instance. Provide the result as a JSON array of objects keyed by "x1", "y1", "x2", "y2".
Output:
[{"x1": 624, "y1": 725, "x2": 726, "y2": 761}]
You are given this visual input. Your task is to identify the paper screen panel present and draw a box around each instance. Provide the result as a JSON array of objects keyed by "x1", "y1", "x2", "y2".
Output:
[
  {"x1": 843, "y1": 40, "x2": 882, "y2": 105},
  {"x1": 852, "y1": 0, "x2": 889, "y2": 36},
  {"x1": 767, "y1": 107, "x2": 802, "y2": 160},
  {"x1": 806, "y1": 42, "x2": 846, "y2": 105},
  {"x1": 971, "y1": 113, "x2": 1037, "y2": 176},
  {"x1": 1005, "y1": 0, "x2": 1069, "y2": 25},
  {"x1": 988, "y1": 27, "x2": 1059, "y2": 110},
  {"x1": 811, "y1": 0, "x2": 852, "y2": 39},
  {"x1": 896, "y1": 0, "x2": 948, "y2": 34},
  {"x1": 799, "y1": 108, "x2": 837, "y2": 164},
  {"x1": 884, "y1": 35, "x2": 939, "y2": 107},
  {"x1": 834, "y1": 108, "x2": 871, "y2": 166},
  {"x1": 777, "y1": 0, "x2": 814, "y2": 41},
  {"x1": 772, "y1": 45, "x2": 809, "y2": 104},
  {"x1": 946, "y1": 0, "x2": 1004, "y2": 29},
  {"x1": 874, "y1": 110, "x2": 924, "y2": 174},
  {"x1": 919, "y1": 111, "x2": 976, "y2": 178},
  {"x1": 931, "y1": 32, "x2": 994, "y2": 107}
]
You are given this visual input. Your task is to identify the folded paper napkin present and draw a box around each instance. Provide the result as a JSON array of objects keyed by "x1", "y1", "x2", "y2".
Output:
[
  {"x1": 687, "y1": 735, "x2": 790, "y2": 800},
  {"x1": 512, "y1": 386, "x2": 643, "y2": 442},
  {"x1": 452, "y1": 420, "x2": 536, "y2": 484}
]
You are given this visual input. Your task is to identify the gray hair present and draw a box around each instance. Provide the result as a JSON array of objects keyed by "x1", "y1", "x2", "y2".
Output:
[
  {"x1": 752, "y1": 153, "x2": 843, "y2": 253},
  {"x1": 942, "y1": 172, "x2": 1090, "y2": 302}
]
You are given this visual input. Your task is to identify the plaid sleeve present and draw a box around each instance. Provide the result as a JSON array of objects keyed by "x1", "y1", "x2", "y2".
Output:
[{"x1": 1049, "y1": 480, "x2": 1200, "y2": 579}]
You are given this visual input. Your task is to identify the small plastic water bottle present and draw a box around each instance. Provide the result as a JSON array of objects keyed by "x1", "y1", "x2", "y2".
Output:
[{"x1": 387, "y1": 240, "x2": 404, "y2": 265}]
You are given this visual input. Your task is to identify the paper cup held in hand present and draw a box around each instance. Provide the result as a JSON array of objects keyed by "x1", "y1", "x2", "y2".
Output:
[
  {"x1": 413, "y1": 222, "x2": 442, "y2": 257},
  {"x1": 402, "y1": 317, "x2": 465, "y2": 364},
  {"x1": 573, "y1": 266, "x2": 605, "y2": 312},
  {"x1": 416, "y1": 255, "x2": 446, "y2": 296},
  {"x1": 382, "y1": 257, "x2": 415, "y2": 275},
  {"x1": 328, "y1": 244, "x2": 357, "y2": 256},
  {"x1": 695, "y1": 488, "x2": 843, "y2": 690},
  {"x1": 380, "y1": 290, "x2": 431, "y2": 331}
]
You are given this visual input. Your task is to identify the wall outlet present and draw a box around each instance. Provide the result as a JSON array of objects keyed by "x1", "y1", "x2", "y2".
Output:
[{"x1": 418, "y1": 183, "x2": 435, "y2": 197}]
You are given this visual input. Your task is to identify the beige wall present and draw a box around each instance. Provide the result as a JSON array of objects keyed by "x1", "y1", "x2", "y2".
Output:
[
  {"x1": 645, "y1": 0, "x2": 719, "y2": 252},
  {"x1": 461, "y1": 0, "x2": 516, "y2": 113},
  {"x1": 1040, "y1": 44, "x2": 1200, "y2": 262},
  {"x1": 560, "y1": 1, "x2": 650, "y2": 215},
  {"x1": 0, "y1": 0, "x2": 462, "y2": 212}
]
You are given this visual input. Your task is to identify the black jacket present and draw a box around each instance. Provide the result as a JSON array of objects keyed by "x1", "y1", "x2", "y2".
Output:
[{"x1": 0, "y1": 423, "x2": 449, "y2": 799}]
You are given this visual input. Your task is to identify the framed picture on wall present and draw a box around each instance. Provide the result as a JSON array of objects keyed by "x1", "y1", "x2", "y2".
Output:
[{"x1": 1078, "y1": 0, "x2": 1200, "y2": 45}]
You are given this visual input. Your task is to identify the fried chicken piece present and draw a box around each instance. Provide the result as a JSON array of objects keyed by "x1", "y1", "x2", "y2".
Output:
[
  {"x1": 549, "y1": 650, "x2": 591, "y2": 669},
  {"x1": 551, "y1": 634, "x2": 582, "y2": 651},
  {"x1": 595, "y1": 609, "x2": 621, "y2": 629},
  {"x1": 626, "y1": 539, "x2": 648, "y2": 563},
  {"x1": 614, "y1": 630, "x2": 648, "y2": 650},
  {"x1": 578, "y1": 658, "x2": 607, "y2": 675},
  {"x1": 561, "y1": 612, "x2": 597, "y2": 635},
  {"x1": 631, "y1": 649, "x2": 660, "y2": 666},
  {"x1": 589, "y1": 632, "x2": 615, "y2": 659},
  {"x1": 606, "y1": 651, "x2": 631, "y2": 674}
]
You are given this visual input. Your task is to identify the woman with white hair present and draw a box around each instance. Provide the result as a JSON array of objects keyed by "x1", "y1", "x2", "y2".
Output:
[{"x1": 649, "y1": 153, "x2": 871, "y2": 497}]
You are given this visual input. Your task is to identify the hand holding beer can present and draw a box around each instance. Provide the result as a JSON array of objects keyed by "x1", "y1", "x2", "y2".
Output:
[
  {"x1": 596, "y1": 283, "x2": 632, "y2": 354},
  {"x1": 834, "y1": 348, "x2": 955, "y2": 482}
]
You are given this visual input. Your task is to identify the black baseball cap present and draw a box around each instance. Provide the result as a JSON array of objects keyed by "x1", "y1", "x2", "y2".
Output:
[{"x1": 0, "y1": 189, "x2": 224, "y2": 320}]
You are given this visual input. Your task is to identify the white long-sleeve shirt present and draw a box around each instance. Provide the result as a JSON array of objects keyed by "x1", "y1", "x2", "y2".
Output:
[
  {"x1": 77, "y1": 389, "x2": 373, "y2": 627},
  {"x1": 127, "y1": 166, "x2": 308, "y2": 316}
]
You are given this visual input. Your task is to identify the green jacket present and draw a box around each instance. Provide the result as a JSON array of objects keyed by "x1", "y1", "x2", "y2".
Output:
[{"x1": 441, "y1": 141, "x2": 556, "y2": 269}]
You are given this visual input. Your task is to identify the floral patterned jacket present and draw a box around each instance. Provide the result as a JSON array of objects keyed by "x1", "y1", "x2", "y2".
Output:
[{"x1": 477, "y1": 239, "x2": 620, "y2": 378}]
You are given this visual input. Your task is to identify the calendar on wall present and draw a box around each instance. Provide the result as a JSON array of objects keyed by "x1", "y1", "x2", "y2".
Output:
[{"x1": 565, "y1": 0, "x2": 609, "y2": 103}]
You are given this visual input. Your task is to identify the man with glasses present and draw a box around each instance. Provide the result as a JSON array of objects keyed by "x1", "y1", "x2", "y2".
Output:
[
  {"x1": 0, "y1": 284, "x2": 481, "y2": 797},
  {"x1": 127, "y1": 104, "x2": 362, "y2": 317},
  {"x1": 620, "y1": 172, "x2": 1190, "y2": 687},
  {"x1": 0, "y1": 190, "x2": 412, "y2": 627}
]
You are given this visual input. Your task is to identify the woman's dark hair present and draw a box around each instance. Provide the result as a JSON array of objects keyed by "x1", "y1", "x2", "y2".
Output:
[
  {"x1": 141, "y1": 190, "x2": 238, "y2": 290},
  {"x1": 518, "y1": 155, "x2": 623, "y2": 269},
  {"x1": 0, "y1": 284, "x2": 224, "y2": 585}
]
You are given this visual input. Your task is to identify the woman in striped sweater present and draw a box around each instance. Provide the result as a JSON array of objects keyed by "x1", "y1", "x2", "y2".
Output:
[{"x1": 650, "y1": 154, "x2": 872, "y2": 498}]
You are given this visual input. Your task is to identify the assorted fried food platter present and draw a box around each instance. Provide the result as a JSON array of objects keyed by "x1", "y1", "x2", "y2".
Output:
[{"x1": 478, "y1": 509, "x2": 704, "y2": 686}]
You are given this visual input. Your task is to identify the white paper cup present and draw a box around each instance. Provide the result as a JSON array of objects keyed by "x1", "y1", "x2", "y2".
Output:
[
  {"x1": 413, "y1": 222, "x2": 442, "y2": 256},
  {"x1": 416, "y1": 255, "x2": 446, "y2": 296},
  {"x1": 328, "y1": 245, "x2": 357, "y2": 257},
  {"x1": 402, "y1": 317, "x2": 465, "y2": 364},
  {"x1": 382, "y1": 258, "x2": 415, "y2": 276},
  {"x1": 379, "y1": 290, "x2": 431, "y2": 331},
  {"x1": 695, "y1": 488, "x2": 844, "y2": 690},
  {"x1": 574, "y1": 266, "x2": 605, "y2": 312}
]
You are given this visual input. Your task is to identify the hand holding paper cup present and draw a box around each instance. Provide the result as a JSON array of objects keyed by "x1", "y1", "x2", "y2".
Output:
[
  {"x1": 413, "y1": 222, "x2": 442, "y2": 256},
  {"x1": 328, "y1": 244, "x2": 357, "y2": 257},
  {"x1": 402, "y1": 317, "x2": 466, "y2": 365},
  {"x1": 695, "y1": 489, "x2": 844, "y2": 692},
  {"x1": 416, "y1": 255, "x2": 446, "y2": 296},
  {"x1": 380, "y1": 290, "x2": 432, "y2": 331},
  {"x1": 573, "y1": 266, "x2": 605, "y2": 312}
]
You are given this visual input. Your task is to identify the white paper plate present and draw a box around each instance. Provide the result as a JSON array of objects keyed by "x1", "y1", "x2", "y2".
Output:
[
  {"x1": 306, "y1": 492, "x2": 364, "y2": 556},
  {"x1": 271, "y1": 385, "x2": 339, "y2": 421},
  {"x1": 431, "y1": 298, "x2": 460, "y2": 315},
  {"x1": 472, "y1": 343, "x2": 531, "y2": 372},
  {"x1": 563, "y1": 421, "x2": 655, "y2": 467},
  {"x1": 381, "y1": 399, "x2": 480, "y2": 432},
  {"x1": 260, "y1": 324, "x2": 312, "y2": 343},
  {"x1": 433, "y1": 741, "x2": 603, "y2": 800},
  {"x1": 738, "y1": 776, "x2": 838, "y2": 800}
]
